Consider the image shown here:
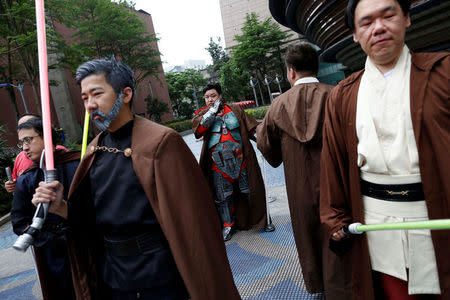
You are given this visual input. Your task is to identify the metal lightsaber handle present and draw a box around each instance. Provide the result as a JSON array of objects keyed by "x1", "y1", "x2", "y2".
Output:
[
  {"x1": 13, "y1": 151, "x2": 57, "y2": 252},
  {"x1": 342, "y1": 223, "x2": 363, "y2": 235},
  {"x1": 5, "y1": 167, "x2": 13, "y2": 181}
]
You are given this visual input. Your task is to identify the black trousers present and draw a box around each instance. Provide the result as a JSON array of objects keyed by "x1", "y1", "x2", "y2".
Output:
[{"x1": 103, "y1": 281, "x2": 189, "y2": 300}]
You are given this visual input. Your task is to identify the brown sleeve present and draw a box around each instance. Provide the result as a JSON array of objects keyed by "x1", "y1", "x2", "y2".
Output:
[
  {"x1": 154, "y1": 131, "x2": 240, "y2": 300},
  {"x1": 256, "y1": 105, "x2": 283, "y2": 168},
  {"x1": 320, "y1": 87, "x2": 352, "y2": 241}
]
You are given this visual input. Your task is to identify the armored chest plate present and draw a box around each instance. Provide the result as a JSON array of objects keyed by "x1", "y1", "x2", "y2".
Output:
[{"x1": 207, "y1": 111, "x2": 241, "y2": 149}]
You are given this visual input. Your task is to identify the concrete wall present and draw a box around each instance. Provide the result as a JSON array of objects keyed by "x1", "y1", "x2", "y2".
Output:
[{"x1": 219, "y1": 0, "x2": 302, "y2": 49}]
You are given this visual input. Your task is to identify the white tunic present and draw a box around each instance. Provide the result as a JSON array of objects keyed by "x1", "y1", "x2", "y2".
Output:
[{"x1": 356, "y1": 46, "x2": 440, "y2": 294}]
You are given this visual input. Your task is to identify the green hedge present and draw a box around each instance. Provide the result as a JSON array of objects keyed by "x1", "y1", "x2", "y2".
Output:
[
  {"x1": 245, "y1": 105, "x2": 269, "y2": 120},
  {"x1": 163, "y1": 117, "x2": 188, "y2": 126},
  {"x1": 164, "y1": 119, "x2": 192, "y2": 132}
]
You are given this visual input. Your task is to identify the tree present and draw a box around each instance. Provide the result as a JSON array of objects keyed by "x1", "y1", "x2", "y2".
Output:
[
  {"x1": 0, "y1": 0, "x2": 66, "y2": 117},
  {"x1": 0, "y1": 124, "x2": 17, "y2": 214},
  {"x1": 219, "y1": 59, "x2": 250, "y2": 101},
  {"x1": 60, "y1": 0, "x2": 161, "y2": 89},
  {"x1": 165, "y1": 69, "x2": 207, "y2": 119},
  {"x1": 177, "y1": 102, "x2": 195, "y2": 120},
  {"x1": 205, "y1": 37, "x2": 229, "y2": 80},
  {"x1": 145, "y1": 96, "x2": 168, "y2": 123},
  {"x1": 232, "y1": 13, "x2": 291, "y2": 84}
]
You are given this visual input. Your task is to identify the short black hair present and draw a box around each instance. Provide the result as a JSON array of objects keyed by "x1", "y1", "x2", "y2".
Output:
[
  {"x1": 76, "y1": 56, "x2": 135, "y2": 102},
  {"x1": 346, "y1": 0, "x2": 411, "y2": 31},
  {"x1": 17, "y1": 119, "x2": 58, "y2": 146},
  {"x1": 203, "y1": 83, "x2": 222, "y2": 96},
  {"x1": 285, "y1": 43, "x2": 319, "y2": 76},
  {"x1": 19, "y1": 113, "x2": 41, "y2": 120},
  {"x1": 17, "y1": 113, "x2": 41, "y2": 128}
]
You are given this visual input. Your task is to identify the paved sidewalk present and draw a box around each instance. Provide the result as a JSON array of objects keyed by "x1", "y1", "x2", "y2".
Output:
[{"x1": 0, "y1": 133, "x2": 324, "y2": 299}]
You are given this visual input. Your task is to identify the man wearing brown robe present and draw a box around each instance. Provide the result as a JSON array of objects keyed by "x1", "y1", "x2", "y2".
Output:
[
  {"x1": 192, "y1": 83, "x2": 267, "y2": 241},
  {"x1": 257, "y1": 43, "x2": 351, "y2": 299},
  {"x1": 33, "y1": 58, "x2": 240, "y2": 300},
  {"x1": 320, "y1": 0, "x2": 450, "y2": 299}
]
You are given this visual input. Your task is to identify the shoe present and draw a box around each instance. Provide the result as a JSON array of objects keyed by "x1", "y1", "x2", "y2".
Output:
[{"x1": 222, "y1": 226, "x2": 235, "y2": 241}]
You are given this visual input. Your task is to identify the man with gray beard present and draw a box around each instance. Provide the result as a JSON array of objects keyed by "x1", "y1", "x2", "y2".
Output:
[{"x1": 32, "y1": 57, "x2": 240, "y2": 300}]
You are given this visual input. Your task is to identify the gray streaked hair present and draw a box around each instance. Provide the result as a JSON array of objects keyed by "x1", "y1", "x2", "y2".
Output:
[{"x1": 76, "y1": 56, "x2": 135, "y2": 100}]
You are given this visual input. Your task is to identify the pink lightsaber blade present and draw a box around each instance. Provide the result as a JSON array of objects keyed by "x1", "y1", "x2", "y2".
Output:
[{"x1": 13, "y1": 0, "x2": 57, "y2": 252}]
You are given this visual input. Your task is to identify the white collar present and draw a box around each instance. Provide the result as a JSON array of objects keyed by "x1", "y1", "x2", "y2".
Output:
[
  {"x1": 294, "y1": 77, "x2": 319, "y2": 86},
  {"x1": 383, "y1": 69, "x2": 394, "y2": 82}
]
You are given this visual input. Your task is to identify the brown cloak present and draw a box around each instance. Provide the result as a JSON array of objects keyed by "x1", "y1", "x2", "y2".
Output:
[
  {"x1": 65, "y1": 116, "x2": 240, "y2": 300},
  {"x1": 320, "y1": 52, "x2": 450, "y2": 299},
  {"x1": 191, "y1": 103, "x2": 267, "y2": 230},
  {"x1": 257, "y1": 83, "x2": 351, "y2": 298}
]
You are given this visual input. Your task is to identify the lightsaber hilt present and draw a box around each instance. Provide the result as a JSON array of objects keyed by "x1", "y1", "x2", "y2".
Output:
[
  {"x1": 5, "y1": 167, "x2": 13, "y2": 181},
  {"x1": 13, "y1": 151, "x2": 57, "y2": 252},
  {"x1": 342, "y1": 222, "x2": 363, "y2": 235}
]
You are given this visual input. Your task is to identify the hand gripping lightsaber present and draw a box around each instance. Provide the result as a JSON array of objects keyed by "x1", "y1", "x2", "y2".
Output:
[
  {"x1": 13, "y1": 151, "x2": 57, "y2": 251},
  {"x1": 13, "y1": 0, "x2": 55, "y2": 252},
  {"x1": 342, "y1": 219, "x2": 450, "y2": 235}
]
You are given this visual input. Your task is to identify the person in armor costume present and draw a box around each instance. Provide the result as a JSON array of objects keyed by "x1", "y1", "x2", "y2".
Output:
[
  {"x1": 192, "y1": 83, "x2": 267, "y2": 241},
  {"x1": 32, "y1": 58, "x2": 240, "y2": 300}
]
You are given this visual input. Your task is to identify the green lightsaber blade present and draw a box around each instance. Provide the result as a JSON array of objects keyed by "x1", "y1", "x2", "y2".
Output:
[
  {"x1": 81, "y1": 111, "x2": 89, "y2": 159},
  {"x1": 346, "y1": 219, "x2": 450, "y2": 234}
]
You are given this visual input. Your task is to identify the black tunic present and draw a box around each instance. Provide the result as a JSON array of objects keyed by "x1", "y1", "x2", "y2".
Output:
[{"x1": 89, "y1": 120, "x2": 186, "y2": 295}]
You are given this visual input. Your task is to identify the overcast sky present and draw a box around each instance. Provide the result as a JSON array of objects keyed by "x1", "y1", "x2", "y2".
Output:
[{"x1": 133, "y1": 0, "x2": 225, "y2": 71}]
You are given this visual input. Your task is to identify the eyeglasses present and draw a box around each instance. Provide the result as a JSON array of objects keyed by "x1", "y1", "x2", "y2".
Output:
[
  {"x1": 17, "y1": 135, "x2": 40, "y2": 148},
  {"x1": 204, "y1": 93, "x2": 217, "y2": 100}
]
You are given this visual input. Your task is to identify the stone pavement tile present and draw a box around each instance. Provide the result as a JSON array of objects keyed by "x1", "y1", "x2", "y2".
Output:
[
  {"x1": 226, "y1": 187, "x2": 324, "y2": 299},
  {"x1": 0, "y1": 223, "x2": 15, "y2": 250},
  {"x1": 0, "y1": 222, "x2": 42, "y2": 300},
  {"x1": 226, "y1": 215, "x2": 324, "y2": 300},
  {"x1": 265, "y1": 185, "x2": 288, "y2": 217},
  {"x1": 0, "y1": 279, "x2": 37, "y2": 300},
  {"x1": 0, "y1": 234, "x2": 35, "y2": 277}
]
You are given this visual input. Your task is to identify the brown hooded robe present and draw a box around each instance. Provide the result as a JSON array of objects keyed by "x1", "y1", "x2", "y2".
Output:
[
  {"x1": 257, "y1": 83, "x2": 352, "y2": 298},
  {"x1": 65, "y1": 116, "x2": 240, "y2": 300},
  {"x1": 192, "y1": 103, "x2": 267, "y2": 230},
  {"x1": 320, "y1": 52, "x2": 450, "y2": 300}
]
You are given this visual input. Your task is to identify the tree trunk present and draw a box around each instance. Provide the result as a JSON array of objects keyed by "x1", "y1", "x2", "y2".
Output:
[
  {"x1": 46, "y1": 16, "x2": 81, "y2": 143},
  {"x1": 6, "y1": 39, "x2": 19, "y2": 121}
]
